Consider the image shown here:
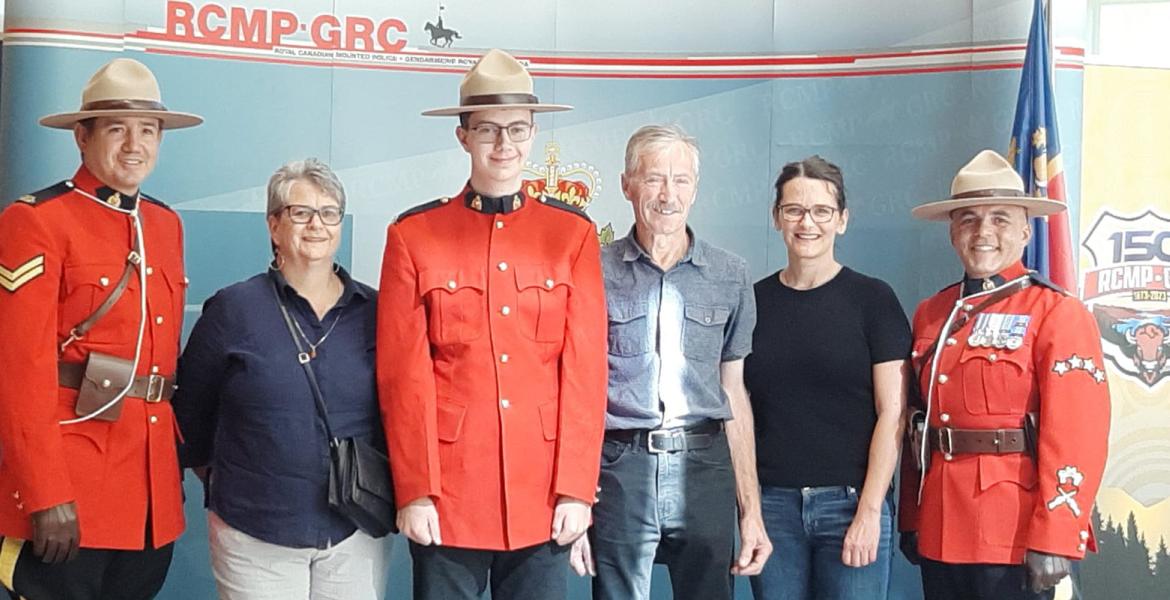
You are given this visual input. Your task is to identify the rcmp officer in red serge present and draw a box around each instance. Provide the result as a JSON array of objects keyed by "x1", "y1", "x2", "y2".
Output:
[
  {"x1": 0, "y1": 58, "x2": 201, "y2": 599},
  {"x1": 898, "y1": 150, "x2": 1110, "y2": 599},
  {"x1": 378, "y1": 49, "x2": 608, "y2": 599}
]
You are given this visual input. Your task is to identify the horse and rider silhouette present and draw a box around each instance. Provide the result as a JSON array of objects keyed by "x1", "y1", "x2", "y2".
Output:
[{"x1": 425, "y1": 19, "x2": 460, "y2": 47}]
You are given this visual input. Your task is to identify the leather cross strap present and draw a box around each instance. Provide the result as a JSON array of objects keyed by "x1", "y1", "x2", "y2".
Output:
[
  {"x1": 929, "y1": 426, "x2": 1028, "y2": 455},
  {"x1": 59, "y1": 237, "x2": 142, "y2": 352},
  {"x1": 914, "y1": 278, "x2": 1033, "y2": 369},
  {"x1": 57, "y1": 361, "x2": 175, "y2": 402}
]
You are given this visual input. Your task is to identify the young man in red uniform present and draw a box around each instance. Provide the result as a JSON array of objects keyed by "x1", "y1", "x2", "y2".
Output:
[
  {"x1": 0, "y1": 58, "x2": 202, "y2": 599},
  {"x1": 377, "y1": 49, "x2": 608, "y2": 599},
  {"x1": 899, "y1": 150, "x2": 1111, "y2": 599}
]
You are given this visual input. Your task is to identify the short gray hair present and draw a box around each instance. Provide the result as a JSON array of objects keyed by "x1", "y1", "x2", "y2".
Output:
[
  {"x1": 623, "y1": 124, "x2": 700, "y2": 177},
  {"x1": 266, "y1": 158, "x2": 346, "y2": 216}
]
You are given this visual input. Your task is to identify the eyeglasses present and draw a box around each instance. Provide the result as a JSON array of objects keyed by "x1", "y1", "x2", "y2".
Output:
[
  {"x1": 777, "y1": 204, "x2": 839, "y2": 223},
  {"x1": 283, "y1": 204, "x2": 343, "y2": 226},
  {"x1": 465, "y1": 121, "x2": 534, "y2": 143}
]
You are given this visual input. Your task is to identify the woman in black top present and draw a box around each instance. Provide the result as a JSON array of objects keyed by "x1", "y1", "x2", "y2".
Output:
[{"x1": 746, "y1": 156, "x2": 911, "y2": 600}]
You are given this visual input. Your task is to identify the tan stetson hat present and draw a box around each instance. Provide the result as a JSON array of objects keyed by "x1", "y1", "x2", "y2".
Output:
[
  {"x1": 422, "y1": 48, "x2": 571, "y2": 116},
  {"x1": 912, "y1": 149, "x2": 1065, "y2": 221},
  {"x1": 39, "y1": 58, "x2": 203, "y2": 130}
]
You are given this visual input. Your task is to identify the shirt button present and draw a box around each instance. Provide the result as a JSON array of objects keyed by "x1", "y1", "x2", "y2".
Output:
[
  {"x1": 155, "y1": 315, "x2": 164, "y2": 325},
  {"x1": 945, "y1": 338, "x2": 957, "y2": 346},
  {"x1": 447, "y1": 280, "x2": 457, "y2": 289},
  {"x1": 500, "y1": 399, "x2": 510, "y2": 409},
  {"x1": 545, "y1": 278, "x2": 554, "y2": 289},
  {"x1": 495, "y1": 221, "x2": 504, "y2": 229},
  {"x1": 151, "y1": 365, "x2": 160, "y2": 374},
  {"x1": 988, "y1": 353, "x2": 997, "y2": 362},
  {"x1": 99, "y1": 276, "x2": 110, "y2": 287},
  {"x1": 940, "y1": 413, "x2": 951, "y2": 423},
  {"x1": 149, "y1": 415, "x2": 159, "y2": 424},
  {"x1": 146, "y1": 266, "x2": 154, "y2": 276},
  {"x1": 498, "y1": 262, "x2": 508, "y2": 272},
  {"x1": 501, "y1": 305, "x2": 511, "y2": 316},
  {"x1": 500, "y1": 354, "x2": 509, "y2": 363},
  {"x1": 938, "y1": 374, "x2": 948, "y2": 384},
  {"x1": 704, "y1": 315, "x2": 712, "y2": 324}
]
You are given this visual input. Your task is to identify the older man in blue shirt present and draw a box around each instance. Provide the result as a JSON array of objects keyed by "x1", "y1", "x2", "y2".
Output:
[{"x1": 570, "y1": 124, "x2": 772, "y2": 599}]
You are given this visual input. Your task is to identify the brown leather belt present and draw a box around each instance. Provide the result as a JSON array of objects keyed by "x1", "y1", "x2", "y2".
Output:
[
  {"x1": 57, "y1": 362, "x2": 175, "y2": 403},
  {"x1": 929, "y1": 426, "x2": 1027, "y2": 455}
]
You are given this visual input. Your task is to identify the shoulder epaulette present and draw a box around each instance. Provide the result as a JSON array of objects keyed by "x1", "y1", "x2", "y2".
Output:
[
  {"x1": 10, "y1": 181, "x2": 72, "y2": 207},
  {"x1": 539, "y1": 195, "x2": 591, "y2": 221},
  {"x1": 396, "y1": 197, "x2": 450, "y2": 223},
  {"x1": 1027, "y1": 271, "x2": 1073, "y2": 296},
  {"x1": 139, "y1": 193, "x2": 175, "y2": 213},
  {"x1": 936, "y1": 281, "x2": 961, "y2": 295}
]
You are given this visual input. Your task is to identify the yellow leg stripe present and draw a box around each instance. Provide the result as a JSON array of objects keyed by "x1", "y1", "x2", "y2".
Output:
[{"x1": 0, "y1": 536, "x2": 23, "y2": 592}]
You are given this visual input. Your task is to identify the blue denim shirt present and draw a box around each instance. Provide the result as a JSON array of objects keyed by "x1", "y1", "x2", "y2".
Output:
[
  {"x1": 174, "y1": 268, "x2": 381, "y2": 549},
  {"x1": 602, "y1": 229, "x2": 755, "y2": 430}
]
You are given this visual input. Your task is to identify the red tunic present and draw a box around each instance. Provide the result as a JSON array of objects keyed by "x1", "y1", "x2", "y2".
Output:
[
  {"x1": 0, "y1": 166, "x2": 187, "y2": 550},
  {"x1": 899, "y1": 262, "x2": 1110, "y2": 564},
  {"x1": 377, "y1": 183, "x2": 608, "y2": 550}
]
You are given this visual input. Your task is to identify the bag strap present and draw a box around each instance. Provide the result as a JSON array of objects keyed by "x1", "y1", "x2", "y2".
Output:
[
  {"x1": 270, "y1": 276, "x2": 338, "y2": 445},
  {"x1": 59, "y1": 237, "x2": 142, "y2": 353}
]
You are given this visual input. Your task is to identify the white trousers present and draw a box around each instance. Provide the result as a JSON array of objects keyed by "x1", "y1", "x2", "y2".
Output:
[{"x1": 207, "y1": 511, "x2": 393, "y2": 600}]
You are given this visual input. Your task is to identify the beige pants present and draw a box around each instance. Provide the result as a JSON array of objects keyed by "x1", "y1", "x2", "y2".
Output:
[{"x1": 207, "y1": 511, "x2": 392, "y2": 600}]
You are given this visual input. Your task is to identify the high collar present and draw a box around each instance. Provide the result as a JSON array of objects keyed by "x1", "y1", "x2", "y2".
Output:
[
  {"x1": 960, "y1": 261, "x2": 1029, "y2": 297},
  {"x1": 461, "y1": 181, "x2": 531, "y2": 215},
  {"x1": 619, "y1": 225, "x2": 707, "y2": 268},
  {"x1": 70, "y1": 165, "x2": 140, "y2": 211}
]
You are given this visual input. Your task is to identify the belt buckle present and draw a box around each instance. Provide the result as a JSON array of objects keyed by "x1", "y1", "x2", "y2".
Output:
[
  {"x1": 647, "y1": 429, "x2": 675, "y2": 454},
  {"x1": 145, "y1": 374, "x2": 166, "y2": 403},
  {"x1": 938, "y1": 427, "x2": 955, "y2": 455}
]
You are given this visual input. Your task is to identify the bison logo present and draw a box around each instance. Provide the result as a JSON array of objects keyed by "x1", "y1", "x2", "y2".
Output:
[{"x1": 1093, "y1": 304, "x2": 1170, "y2": 387}]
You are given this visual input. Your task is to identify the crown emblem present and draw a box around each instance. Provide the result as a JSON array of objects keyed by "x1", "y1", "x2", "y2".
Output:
[{"x1": 524, "y1": 142, "x2": 602, "y2": 210}]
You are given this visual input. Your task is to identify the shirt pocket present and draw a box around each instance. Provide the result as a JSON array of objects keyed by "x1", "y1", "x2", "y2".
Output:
[
  {"x1": 958, "y1": 345, "x2": 1031, "y2": 415},
  {"x1": 682, "y1": 304, "x2": 731, "y2": 361},
  {"x1": 977, "y1": 454, "x2": 1037, "y2": 547},
  {"x1": 420, "y1": 268, "x2": 487, "y2": 345},
  {"x1": 514, "y1": 264, "x2": 573, "y2": 343},
  {"x1": 607, "y1": 301, "x2": 651, "y2": 357},
  {"x1": 60, "y1": 264, "x2": 137, "y2": 345}
]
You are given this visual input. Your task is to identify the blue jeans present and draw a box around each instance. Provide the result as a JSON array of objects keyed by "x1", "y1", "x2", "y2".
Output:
[
  {"x1": 751, "y1": 485, "x2": 892, "y2": 600},
  {"x1": 590, "y1": 428, "x2": 737, "y2": 600}
]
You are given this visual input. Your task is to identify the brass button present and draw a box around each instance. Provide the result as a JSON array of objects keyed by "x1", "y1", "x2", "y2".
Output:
[
  {"x1": 940, "y1": 413, "x2": 951, "y2": 423},
  {"x1": 155, "y1": 315, "x2": 164, "y2": 325},
  {"x1": 498, "y1": 262, "x2": 508, "y2": 272},
  {"x1": 500, "y1": 354, "x2": 509, "y2": 363},
  {"x1": 439, "y1": 197, "x2": 450, "y2": 204},
  {"x1": 500, "y1": 399, "x2": 511, "y2": 409},
  {"x1": 545, "y1": 278, "x2": 554, "y2": 289},
  {"x1": 938, "y1": 374, "x2": 948, "y2": 384},
  {"x1": 99, "y1": 276, "x2": 110, "y2": 287},
  {"x1": 943, "y1": 453, "x2": 953, "y2": 462},
  {"x1": 101, "y1": 379, "x2": 112, "y2": 389},
  {"x1": 447, "y1": 280, "x2": 457, "y2": 290},
  {"x1": 945, "y1": 338, "x2": 957, "y2": 346},
  {"x1": 988, "y1": 353, "x2": 997, "y2": 362},
  {"x1": 146, "y1": 266, "x2": 154, "y2": 276},
  {"x1": 501, "y1": 305, "x2": 511, "y2": 316},
  {"x1": 495, "y1": 221, "x2": 504, "y2": 229},
  {"x1": 149, "y1": 415, "x2": 159, "y2": 424},
  {"x1": 151, "y1": 365, "x2": 160, "y2": 374}
]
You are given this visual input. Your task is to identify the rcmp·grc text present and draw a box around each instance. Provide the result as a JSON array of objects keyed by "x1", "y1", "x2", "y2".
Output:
[{"x1": 165, "y1": 0, "x2": 408, "y2": 53}]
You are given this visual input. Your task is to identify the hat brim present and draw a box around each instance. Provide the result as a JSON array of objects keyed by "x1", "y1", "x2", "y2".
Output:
[
  {"x1": 422, "y1": 103, "x2": 573, "y2": 117},
  {"x1": 39, "y1": 109, "x2": 204, "y2": 130},
  {"x1": 911, "y1": 196, "x2": 1067, "y2": 221}
]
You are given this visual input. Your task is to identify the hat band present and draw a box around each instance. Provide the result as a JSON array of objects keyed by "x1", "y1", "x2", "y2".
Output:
[
  {"x1": 951, "y1": 188, "x2": 1027, "y2": 200},
  {"x1": 80, "y1": 99, "x2": 169, "y2": 112},
  {"x1": 461, "y1": 93, "x2": 539, "y2": 107}
]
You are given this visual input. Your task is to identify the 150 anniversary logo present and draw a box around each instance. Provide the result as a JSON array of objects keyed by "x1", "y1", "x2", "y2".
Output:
[{"x1": 1081, "y1": 209, "x2": 1170, "y2": 388}]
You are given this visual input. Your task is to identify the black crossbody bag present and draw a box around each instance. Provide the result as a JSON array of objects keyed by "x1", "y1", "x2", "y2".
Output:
[{"x1": 271, "y1": 278, "x2": 397, "y2": 537}]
